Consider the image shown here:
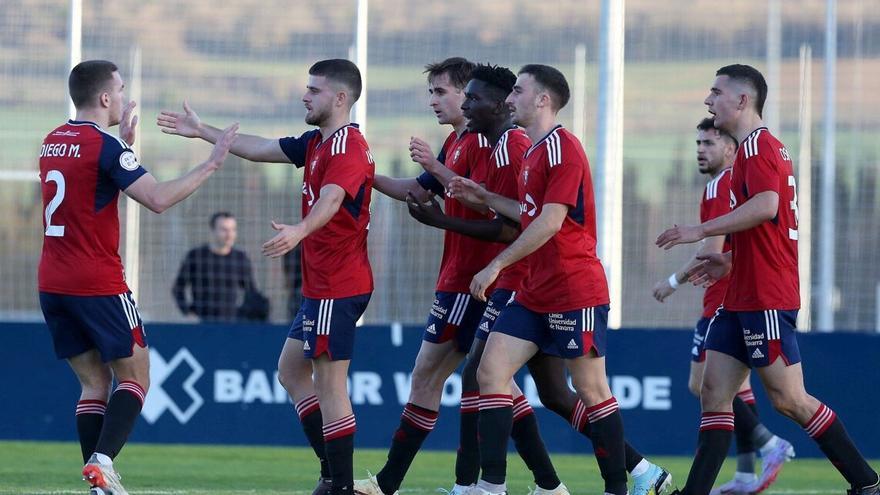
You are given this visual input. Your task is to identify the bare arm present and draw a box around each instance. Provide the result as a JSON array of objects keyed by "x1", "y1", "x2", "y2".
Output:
[
  {"x1": 447, "y1": 176, "x2": 521, "y2": 222},
  {"x1": 261, "y1": 184, "x2": 346, "y2": 258},
  {"x1": 373, "y1": 174, "x2": 432, "y2": 202},
  {"x1": 652, "y1": 234, "x2": 725, "y2": 302},
  {"x1": 405, "y1": 193, "x2": 520, "y2": 243},
  {"x1": 470, "y1": 203, "x2": 568, "y2": 300},
  {"x1": 656, "y1": 191, "x2": 778, "y2": 249},
  {"x1": 124, "y1": 124, "x2": 238, "y2": 213},
  {"x1": 157, "y1": 101, "x2": 290, "y2": 163}
]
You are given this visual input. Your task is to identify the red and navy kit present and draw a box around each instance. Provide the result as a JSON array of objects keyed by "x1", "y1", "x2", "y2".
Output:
[
  {"x1": 515, "y1": 125, "x2": 609, "y2": 312},
  {"x1": 487, "y1": 128, "x2": 531, "y2": 292},
  {"x1": 691, "y1": 167, "x2": 732, "y2": 363},
  {"x1": 492, "y1": 125, "x2": 610, "y2": 358},
  {"x1": 415, "y1": 131, "x2": 495, "y2": 352},
  {"x1": 706, "y1": 128, "x2": 802, "y2": 367},
  {"x1": 725, "y1": 128, "x2": 799, "y2": 311},
  {"x1": 417, "y1": 131, "x2": 499, "y2": 293},
  {"x1": 38, "y1": 120, "x2": 148, "y2": 361},
  {"x1": 279, "y1": 124, "x2": 374, "y2": 360}
]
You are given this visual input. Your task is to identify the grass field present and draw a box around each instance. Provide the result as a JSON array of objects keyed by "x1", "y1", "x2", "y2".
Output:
[{"x1": 1, "y1": 441, "x2": 876, "y2": 494}]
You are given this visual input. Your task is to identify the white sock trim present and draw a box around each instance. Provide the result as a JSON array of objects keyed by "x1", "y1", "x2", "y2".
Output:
[{"x1": 630, "y1": 458, "x2": 651, "y2": 477}]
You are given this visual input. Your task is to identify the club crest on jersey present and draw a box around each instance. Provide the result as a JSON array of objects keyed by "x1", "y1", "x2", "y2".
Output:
[
  {"x1": 453, "y1": 147, "x2": 462, "y2": 163},
  {"x1": 729, "y1": 189, "x2": 738, "y2": 209},
  {"x1": 119, "y1": 151, "x2": 139, "y2": 171},
  {"x1": 310, "y1": 159, "x2": 318, "y2": 172},
  {"x1": 522, "y1": 168, "x2": 529, "y2": 185}
]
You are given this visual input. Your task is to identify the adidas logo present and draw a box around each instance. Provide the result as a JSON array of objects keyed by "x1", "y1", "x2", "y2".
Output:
[
  {"x1": 479, "y1": 321, "x2": 489, "y2": 330},
  {"x1": 303, "y1": 341, "x2": 311, "y2": 351},
  {"x1": 567, "y1": 339, "x2": 578, "y2": 350},
  {"x1": 426, "y1": 324, "x2": 437, "y2": 334},
  {"x1": 751, "y1": 347, "x2": 764, "y2": 359}
]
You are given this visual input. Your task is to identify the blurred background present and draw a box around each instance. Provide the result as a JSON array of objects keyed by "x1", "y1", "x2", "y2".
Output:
[{"x1": 1, "y1": 0, "x2": 878, "y2": 330}]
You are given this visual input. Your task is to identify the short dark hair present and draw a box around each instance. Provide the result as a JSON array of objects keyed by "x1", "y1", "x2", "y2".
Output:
[
  {"x1": 68, "y1": 60, "x2": 118, "y2": 109},
  {"x1": 309, "y1": 59, "x2": 362, "y2": 103},
  {"x1": 424, "y1": 57, "x2": 476, "y2": 90},
  {"x1": 697, "y1": 117, "x2": 738, "y2": 147},
  {"x1": 518, "y1": 64, "x2": 570, "y2": 111},
  {"x1": 210, "y1": 211, "x2": 235, "y2": 229},
  {"x1": 716, "y1": 64, "x2": 768, "y2": 117},
  {"x1": 469, "y1": 64, "x2": 517, "y2": 102}
]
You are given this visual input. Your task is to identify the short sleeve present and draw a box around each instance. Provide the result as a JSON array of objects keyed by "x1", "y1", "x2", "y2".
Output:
[
  {"x1": 279, "y1": 130, "x2": 319, "y2": 167},
  {"x1": 321, "y1": 143, "x2": 373, "y2": 199},
  {"x1": 98, "y1": 134, "x2": 147, "y2": 190},
  {"x1": 743, "y1": 141, "x2": 780, "y2": 198},
  {"x1": 416, "y1": 171, "x2": 445, "y2": 196},
  {"x1": 543, "y1": 144, "x2": 583, "y2": 208},
  {"x1": 702, "y1": 173, "x2": 732, "y2": 222}
]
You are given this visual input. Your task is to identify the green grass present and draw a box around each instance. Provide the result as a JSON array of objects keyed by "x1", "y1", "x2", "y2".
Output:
[{"x1": 0, "y1": 441, "x2": 876, "y2": 494}]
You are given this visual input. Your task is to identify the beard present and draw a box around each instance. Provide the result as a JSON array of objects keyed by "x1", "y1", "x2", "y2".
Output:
[{"x1": 305, "y1": 106, "x2": 331, "y2": 126}]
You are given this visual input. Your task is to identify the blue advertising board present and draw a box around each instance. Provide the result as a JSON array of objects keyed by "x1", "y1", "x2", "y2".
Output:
[{"x1": 1, "y1": 322, "x2": 877, "y2": 458}]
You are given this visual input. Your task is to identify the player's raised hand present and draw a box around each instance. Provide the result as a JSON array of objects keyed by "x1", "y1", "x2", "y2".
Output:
[
  {"x1": 655, "y1": 224, "x2": 705, "y2": 250},
  {"x1": 470, "y1": 263, "x2": 501, "y2": 302},
  {"x1": 447, "y1": 176, "x2": 488, "y2": 205},
  {"x1": 687, "y1": 252, "x2": 732, "y2": 287},
  {"x1": 262, "y1": 220, "x2": 306, "y2": 258},
  {"x1": 119, "y1": 100, "x2": 138, "y2": 146},
  {"x1": 157, "y1": 100, "x2": 203, "y2": 138},
  {"x1": 409, "y1": 137, "x2": 440, "y2": 171},
  {"x1": 405, "y1": 191, "x2": 444, "y2": 227},
  {"x1": 207, "y1": 123, "x2": 239, "y2": 167}
]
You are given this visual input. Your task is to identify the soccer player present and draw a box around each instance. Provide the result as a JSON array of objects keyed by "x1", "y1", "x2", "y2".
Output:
[
  {"x1": 657, "y1": 64, "x2": 879, "y2": 495},
  {"x1": 448, "y1": 64, "x2": 630, "y2": 495},
  {"x1": 158, "y1": 59, "x2": 374, "y2": 495},
  {"x1": 403, "y1": 63, "x2": 568, "y2": 495},
  {"x1": 355, "y1": 57, "x2": 554, "y2": 495},
  {"x1": 652, "y1": 117, "x2": 794, "y2": 494},
  {"x1": 40, "y1": 59, "x2": 237, "y2": 494},
  {"x1": 409, "y1": 64, "x2": 670, "y2": 495}
]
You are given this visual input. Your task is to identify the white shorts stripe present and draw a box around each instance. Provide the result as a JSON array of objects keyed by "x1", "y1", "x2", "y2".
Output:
[{"x1": 118, "y1": 294, "x2": 135, "y2": 329}]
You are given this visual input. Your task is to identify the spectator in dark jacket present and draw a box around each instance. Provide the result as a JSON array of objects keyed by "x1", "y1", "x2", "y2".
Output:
[{"x1": 172, "y1": 211, "x2": 258, "y2": 322}]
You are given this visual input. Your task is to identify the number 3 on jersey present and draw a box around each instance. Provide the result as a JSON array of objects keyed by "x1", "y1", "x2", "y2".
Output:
[
  {"x1": 788, "y1": 175, "x2": 799, "y2": 241},
  {"x1": 44, "y1": 170, "x2": 66, "y2": 237}
]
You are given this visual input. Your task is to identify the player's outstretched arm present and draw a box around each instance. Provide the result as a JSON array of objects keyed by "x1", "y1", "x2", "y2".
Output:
[
  {"x1": 655, "y1": 191, "x2": 778, "y2": 250},
  {"x1": 262, "y1": 184, "x2": 346, "y2": 258},
  {"x1": 652, "y1": 234, "x2": 726, "y2": 302},
  {"x1": 125, "y1": 124, "x2": 238, "y2": 213},
  {"x1": 448, "y1": 176, "x2": 520, "y2": 221},
  {"x1": 405, "y1": 192, "x2": 519, "y2": 243},
  {"x1": 470, "y1": 203, "x2": 567, "y2": 301},
  {"x1": 157, "y1": 101, "x2": 290, "y2": 163},
  {"x1": 373, "y1": 174, "x2": 431, "y2": 202}
]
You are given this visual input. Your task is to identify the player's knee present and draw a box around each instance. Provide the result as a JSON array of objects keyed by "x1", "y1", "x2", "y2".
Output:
[
  {"x1": 80, "y1": 368, "x2": 113, "y2": 398},
  {"x1": 534, "y1": 380, "x2": 575, "y2": 416},
  {"x1": 765, "y1": 387, "x2": 808, "y2": 420},
  {"x1": 698, "y1": 378, "x2": 730, "y2": 411},
  {"x1": 476, "y1": 361, "x2": 505, "y2": 393},
  {"x1": 688, "y1": 376, "x2": 702, "y2": 398},
  {"x1": 460, "y1": 357, "x2": 480, "y2": 393}
]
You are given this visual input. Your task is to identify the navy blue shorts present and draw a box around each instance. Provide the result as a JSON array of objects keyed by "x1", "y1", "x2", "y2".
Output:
[
  {"x1": 40, "y1": 291, "x2": 146, "y2": 362},
  {"x1": 492, "y1": 300, "x2": 609, "y2": 359},
  {"x1": 475, "y1": 289, "x2": 516, "y2": 341},
  {"x1": 422, "y1": 291, "x2": 486, "y2": 352},
  {"x1": 288, "y1": 293, "x2": 371, "y2": 361},
  {"x1": 691, "y1": 316, "x2": 712, "y2": 363},
  {"x1": 705, "y1": 308, "x2": 801, "y2": 367}
]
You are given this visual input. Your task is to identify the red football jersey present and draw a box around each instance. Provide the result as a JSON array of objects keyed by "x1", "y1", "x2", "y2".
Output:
[
  {"x1": 280, "y1": 124, "x2": 374, "y2": 299},
  {"x1": 431, "y1": 131, "x2": 497, "y2": 293},
  {"x1": 699, "y1": 167, "x2": 732, "y2": 317},
  {"x1": 38, "y1": 120, "x2": 147, "y2": 295},
  {"x1": 515, "y1": 126, "x2": 609, "y2": 312},
  {"x1": 725, "y1": 128, "x2": 800, "y2": 311},
  {"x1": 487, "y1": 128, "x2": 531, "y2": 292}
]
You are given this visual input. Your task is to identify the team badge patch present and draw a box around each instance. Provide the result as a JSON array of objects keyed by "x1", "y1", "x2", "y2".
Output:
[{"x1": 119, "y1": 151, "x2": 140, "y2": 171}]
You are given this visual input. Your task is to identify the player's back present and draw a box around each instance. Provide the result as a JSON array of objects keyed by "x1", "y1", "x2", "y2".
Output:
[{"x1": 38, "y1": 120, "x2": 143, "y2": 296}]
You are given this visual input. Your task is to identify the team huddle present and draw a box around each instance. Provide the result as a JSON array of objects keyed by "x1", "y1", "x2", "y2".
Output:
[{"x1": 38, "y1": 57, "x2": 878, "y2": 495}]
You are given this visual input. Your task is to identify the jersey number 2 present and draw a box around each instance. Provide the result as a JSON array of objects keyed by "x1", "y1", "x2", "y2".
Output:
[
  {"x1": 44, "y1": 170, "x2": 66, "y2": 237},
  {"x1": 788, "y1": 175, "x2": 799, "y2": 240}
]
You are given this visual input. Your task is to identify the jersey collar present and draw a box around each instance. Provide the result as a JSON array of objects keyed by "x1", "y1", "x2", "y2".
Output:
[{"x1": 525, "y1": 124, "x2": 563, "y2": 157}]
